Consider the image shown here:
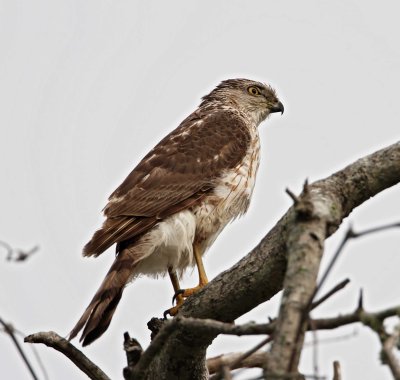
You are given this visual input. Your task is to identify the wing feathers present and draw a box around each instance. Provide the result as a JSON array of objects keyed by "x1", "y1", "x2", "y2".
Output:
[
  {"x1": 104, "y1": 110, "x2": 251, "y2": 219},
  {"x1": 83, "y1": 110, "x2": 250, "y2": 258},
  {"x1": 83, "y1": 217, "x2": 157, "y2": 257}
]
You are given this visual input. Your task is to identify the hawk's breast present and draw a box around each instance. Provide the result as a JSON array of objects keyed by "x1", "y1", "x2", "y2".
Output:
[{"x1": 193, "y1": 124, "x2": 261, "y2": 252}]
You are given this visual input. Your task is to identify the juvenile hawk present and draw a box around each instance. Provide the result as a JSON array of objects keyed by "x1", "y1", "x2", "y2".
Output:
[{"x1": 69, "y1": 78, "x2": 283, "y2": 345}]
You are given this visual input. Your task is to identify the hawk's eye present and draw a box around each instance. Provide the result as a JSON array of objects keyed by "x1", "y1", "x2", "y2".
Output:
[{"x1": 248, "y1": 86, "x2": 261, "y2": 96}]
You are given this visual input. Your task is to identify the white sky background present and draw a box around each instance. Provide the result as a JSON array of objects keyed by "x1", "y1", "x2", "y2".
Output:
[{"x1": 1, "y1": 1, "x2": 399, "y2": 379}]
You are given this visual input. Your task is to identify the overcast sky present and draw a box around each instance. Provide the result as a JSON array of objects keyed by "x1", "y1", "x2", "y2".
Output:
[{"x1": 1, "y1": 1, "x2": 399, "y2": 379}]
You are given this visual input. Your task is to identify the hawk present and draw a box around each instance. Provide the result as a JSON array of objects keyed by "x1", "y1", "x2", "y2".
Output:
[{"x1": 69, "y1": 78, "x2": 283, "y2": 346}]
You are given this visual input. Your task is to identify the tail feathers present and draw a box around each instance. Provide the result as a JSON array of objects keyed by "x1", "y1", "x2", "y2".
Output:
[
  {"x1": 83, "y1": 217, "x2": 157, "y2": 257},
  {"x1": 69, "y1": 250, "x2": 138, "y2": 346}
]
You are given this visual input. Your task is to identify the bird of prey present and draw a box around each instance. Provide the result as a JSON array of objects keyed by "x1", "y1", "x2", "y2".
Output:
[{"x1": 69, "y1": 78, "x2": 284, "y2": 346}]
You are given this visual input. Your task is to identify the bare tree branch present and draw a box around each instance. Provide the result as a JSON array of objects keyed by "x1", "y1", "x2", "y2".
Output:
[
  {"x1": 268, "y1": 180, "x2": 327, "y2": 377},
  {"x1": 169, "y1": 317, "x2": 269, "y2": 336},
  {"x1": 311, "y1": 279, "x2": 350, "y2": 310},
  {"x1": 24, "y1": 331, "x2": 110, "y2": 380},
  {"x1": 332, "y1": 361, "x2": 342, "y2": 380},
  {"x1": 313, "y1": 305, "x2": 400, "y2": 330},
  {"x1": 28, "y1": 141, "x2": 400, "y2": 380},
  {"x1": 149, "y1": 303, "x2": 400, "y2": 339},
  {"x1": 132, "y1": 294, "x2": 399, "y2": 378},
  {"x1": 228, "y1": 337, "x2": 271, "y2": 373},
  {"x1": 363, "y1": 316, "x2": 400, "y2": 380},
  {"x1": 266, "y1": 217, "x2": 400, "y2": 377},
  {"x1": 0, "y1": 240, "x2": 39, "y2": 262},
  {"x1": 0, "y1": 317, "x2": 39, "y2": 380},
  {"x1": 123, "y1": 332, "x2": 143, "y2": 379},
  {"x1": 2, "y1": 321, "x2": 49, "y2": 380},
  {"x1": 137, "y1": 141, "x2": 400, "y2": 380},
  {"x1": 381, "y1": 327, "x2": 400, "y2": 380},
  {"x1": 314, "y1": 222, "x2": 400, "y2": 302},
  {"x1": 207, "y1": 351, "x2": 268, "y2": 375}
]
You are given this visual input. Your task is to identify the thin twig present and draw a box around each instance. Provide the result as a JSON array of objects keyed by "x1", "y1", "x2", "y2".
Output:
[
  {"x1": 9, "y1": 326, "x2": 49, "y2": 380},
  {"x1": 212, "y1": 337, "x2": 272, "y2": 380},
  {"x1": 312, "y1": 228, "x2": 352, "y2": 302},
  {"x1": 350, "y1": 222, "x2": 400, "y2": 238},
  {"x1": 0, "y1": 317, "x2": 39, "y2": 380},
  {"x1": 310, "y1": 320, "x2": 319, "y2": 379},
  {"x1": 229, "y1": 336, "x2": 272, "y2": 370},
  {"x1": 243, "y1": 375, "x2": 325, "y2": 380},
  {"x1": 311, "y1": 279, "x2": 350, "y2": 310},
  {"x1": 207, "y1": 351, "x2": 268, "y2": 374},
  {"x1": 314, "y1": 304, "x2": 400, "y2": 330},
  {"x1": 304, "y1": 329, "x2": 358, "y2": 347},
  {"x1": 314, "y1": 222, "x2": 400, "y2": 300},
  {"x1": 286, "y1": 188, "x2": 300, "y2": 204},
  {"x1": 24, "y1": 331, "x2": 110, "y2": 380},
  {"x1": 0, "y1": 240, "x2": 13, "y2": 259},
  {"x1": 332, "y1": 361, "x2": 342, "y2": 380},
  {"x1": 0, "y1": 240, "x2": 39, "y2": 262}
]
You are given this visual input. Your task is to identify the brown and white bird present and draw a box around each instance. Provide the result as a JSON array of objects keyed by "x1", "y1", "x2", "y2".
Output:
[{"x1": 69, "y1": 78, "x2": 284, "y2": 346}]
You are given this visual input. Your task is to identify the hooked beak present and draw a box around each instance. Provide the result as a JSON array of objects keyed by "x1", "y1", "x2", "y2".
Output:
[{"x1": 270, "y1": 100, "x2": 284, "y2": 115}]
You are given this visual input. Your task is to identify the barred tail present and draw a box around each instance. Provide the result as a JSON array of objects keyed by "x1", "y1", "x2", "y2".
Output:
[{"x1": 69, "y1": 248, "x2": 139, "y2": 346}]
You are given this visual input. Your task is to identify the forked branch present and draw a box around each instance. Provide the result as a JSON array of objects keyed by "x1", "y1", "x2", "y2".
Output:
[
  {"x1": 25, "y1": 141, "x2": 400, "y2": 380},
  {"x1": 24, "y1": 332, "x2": 110, "y2": 380}
]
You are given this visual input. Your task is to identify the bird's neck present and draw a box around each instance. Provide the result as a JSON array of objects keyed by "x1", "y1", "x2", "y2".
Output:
[{"x1": 199, "y1": 101, "x2": 265, "y2": 128}]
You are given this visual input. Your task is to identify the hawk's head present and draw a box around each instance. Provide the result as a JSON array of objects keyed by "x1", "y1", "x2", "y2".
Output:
[{"x1": 201, "y1": 78, "x2": 284, "y2": 125}]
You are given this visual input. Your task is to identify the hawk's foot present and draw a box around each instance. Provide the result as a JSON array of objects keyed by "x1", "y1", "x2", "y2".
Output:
[
  {"x1": 163, "y1": 295, "x2": 184, "y2": 319},
  {"x1": 164, "y1": 282, "x2": 208, "y2": 319},
  {"x1": 163, "y1": 305, "x2": 180, "y2": 319},
  {"x1": 172, "y1": 281, "x2": 208, "y2": 304}
]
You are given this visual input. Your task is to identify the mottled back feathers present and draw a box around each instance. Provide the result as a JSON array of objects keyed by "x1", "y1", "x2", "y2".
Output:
[{"x1": 83, "y1": 109, "x2": 251, "y2": 257}]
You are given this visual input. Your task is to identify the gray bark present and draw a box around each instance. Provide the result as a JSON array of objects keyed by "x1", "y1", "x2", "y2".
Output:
[{"x1": 129, "y1": 141, "x2": 400, "y2": 379}]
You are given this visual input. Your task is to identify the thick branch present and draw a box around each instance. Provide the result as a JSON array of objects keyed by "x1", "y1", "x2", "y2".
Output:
[
  {"x1": 134, "y1": 141, "x2": 400, "y2": 379},
  {"x1": 266, "y1": 219, "x2": 400, "y2": 376},
  {"x1": 24, "y1": 332, "x2": 110, "y2": 380},
  {"x1": 268, "y1": 181, "x2": 327, "y2": 376}
]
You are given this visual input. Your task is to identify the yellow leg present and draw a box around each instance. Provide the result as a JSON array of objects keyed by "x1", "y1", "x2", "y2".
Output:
[
  {"x1": 164, "y1": 244, "x2": 209, "y2": 317},
  {"x1": 179, "y1": 243, "x2": 209, "y2": 297},
  {"x1": 168, "y1": 267, "x2": 184, "y2": 305},
  {"x1": 164, "y1": 267, "x2": 184, "y2": 318}
]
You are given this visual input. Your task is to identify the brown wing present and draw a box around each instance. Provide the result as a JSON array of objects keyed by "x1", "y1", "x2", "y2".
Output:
[
  {"x1": 83, "y1": 109, "x2": 251, "y2": 257},
  {"x1": 105, "y1": 110, "x2": 251, "y2": 218}
]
